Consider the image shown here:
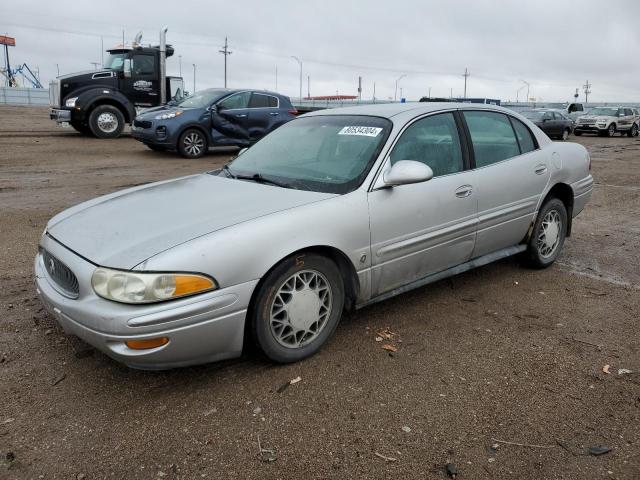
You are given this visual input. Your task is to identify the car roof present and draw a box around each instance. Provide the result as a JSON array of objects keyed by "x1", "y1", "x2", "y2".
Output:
[
  {"x1": 302, "y1": 102, "x2": 515, "y2": 120},
  {"x1": 206, "y1": 88, "x2": 286, "y2": 98}
]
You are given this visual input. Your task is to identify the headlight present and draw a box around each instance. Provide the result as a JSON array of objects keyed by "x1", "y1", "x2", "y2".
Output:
[
  {"x1": 91, "y1": 268, "x2": 216, "y2": 304},
  {"x1": 65, "y1": 97, "x2": 78, "y2": 107},
  {"x1": 154, "y1": 110, "x2": 183, "y2": 120}
]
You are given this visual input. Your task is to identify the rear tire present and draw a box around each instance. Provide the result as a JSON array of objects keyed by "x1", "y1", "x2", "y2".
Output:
[
  {"x1": 525, "y1": 198, "x2": 568, "y2": 269},
  {"x1": 178, "y1": 128, "x2": 208, "y2": 158},
  {"x1": 88, "y1": 105, "x2": 124, "y2": 139},
  {"x1": 251, "y1": 253, "x2": 345, "y2": 363}
]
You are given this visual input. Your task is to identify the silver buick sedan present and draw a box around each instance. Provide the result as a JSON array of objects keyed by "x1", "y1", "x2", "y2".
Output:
[{"x1": 35, "y1": 103, "x2": 593, "y2": 369}]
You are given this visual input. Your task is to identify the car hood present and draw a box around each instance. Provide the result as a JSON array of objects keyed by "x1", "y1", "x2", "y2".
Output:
[{"x1": 47, "y1": 174, "x2": 336, "y2": 269}]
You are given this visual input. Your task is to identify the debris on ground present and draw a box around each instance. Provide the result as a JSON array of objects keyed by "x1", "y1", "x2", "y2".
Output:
[
  {"x1": 290, "y1": 376, "x2": 301, "y2": 385},
  {"x1": 446, "y1": 463, "x2": 458, "y2": 478},
  {"x1": 52, "y1": 373, "x2": 66, "y2": 386},
  {"x1": 276, "y1": 376, "x2": 302, "y2": 393},
  {"x1": 376, "y1": 328, "x2": 396, "y2": 340},
  {"x1": 253, "y1": 406, "x2": 262, "y2": 415},
  {"x1": 491, "y1": 438, "x2": 555, "y2": 449},
  {"x1": 587, "y1": 446, "x2": 611, "y2": 456},
  {"x1": 602, "y1": 364, "x2": 611, "y2": 374},
  {"x1": 401, "y1": 426, "x2": 411, "y2": 433},
  {"x1": 1, "y1": 418, "x2": 15, "y2": 425},
  {"x1": 382, "y1": 344, "x2": 398, "y2": 353},
  {"x1": 617, "y1": 368, "x2": 633, "y2": 375},
  {"x1": 256, "y1": 435, "x2": 276, "y2": 462},
  {"x1": 374, "y1": 452, "x2": 397, "y2": 462}
]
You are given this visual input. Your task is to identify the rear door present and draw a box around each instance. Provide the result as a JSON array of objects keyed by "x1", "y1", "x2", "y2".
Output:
[
  {"x1": 247, "y1": 92, "x2": 280, "y2": 139},
  {"x1": 368, "y1": 112, "x2": 477, "y2": 296},
  {"x1": 462, "y1": 110, "x2": 550, "y2": 257}
]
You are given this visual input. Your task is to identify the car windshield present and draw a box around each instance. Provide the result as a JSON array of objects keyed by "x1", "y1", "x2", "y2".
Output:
[
  {"x1": 521, "y1": 111, "x2": 545, "y2": 121},
  {"x1": 220, "y1": 115, "x2": 392, "y2": 194},
  {"x1": 104, "y1": 53, "x2": 125, "y2": 71},
  {"x1": 177, "y1": 89, "x2": 229, "y2": 109},
  {"x1": 589, "y1": 107, "x2": 618, "y2": 116}
]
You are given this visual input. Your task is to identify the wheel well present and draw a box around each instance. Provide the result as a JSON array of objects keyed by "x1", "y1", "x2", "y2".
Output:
[
  {"x1": 242, "y1": 246, "x2": 360, "y2": 353},
  {"x1": 542, "y1": 183, "x2": 574, "y2": 236},
  {"x1": 87, "y1": 99, "x2": 130, "y2": 123}
]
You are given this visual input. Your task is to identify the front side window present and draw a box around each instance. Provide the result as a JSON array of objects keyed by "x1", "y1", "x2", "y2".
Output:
[
  {"x1": 249, "y1": 93, "x2": 278, "y2": 108},
  {"x1": 177, "y1": 89, "x2": 228, "y2": 108},
  {"x1": 510, "y1": 118, "x2": 536, "y2": 154},
  {"x1": 222, "y1": 115, "x2": 392, "y2": 194},
  {"x1": 132, "y1": 55, "x2": 155, "y2": 76},
  {"x1": 218, "y1": 91, "x2": 251, "y2": 110},
  {"x1": 389, "y1": 113, "x2": 463, "y2": 177},
  {"x1": 463, "y1": 111, "x2": 520, "y2": 168},
  {"x1": 624, "y1": 109, "x2": 633, "y2": 116}
]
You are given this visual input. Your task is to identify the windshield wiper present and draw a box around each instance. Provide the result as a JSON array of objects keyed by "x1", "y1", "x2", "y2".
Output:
[{"x1": 221, "y1": 165, "x2": 293, "y2": 189}]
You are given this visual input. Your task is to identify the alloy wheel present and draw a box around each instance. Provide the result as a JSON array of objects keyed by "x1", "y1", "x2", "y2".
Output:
[
  {"x1": 269, "y1": 270, "x2": 333, "y2": 348},
  {"x1": 183, "y1": 132, "x2": 204, "y2": 156},
  {"x1": 536, "y1": 210, "x2": 562, "y2": 258}
]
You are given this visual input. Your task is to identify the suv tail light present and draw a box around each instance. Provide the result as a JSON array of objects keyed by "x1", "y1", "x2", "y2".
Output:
[{"x1": 288, "y1": 109, "x2": 299, "y2": 116}]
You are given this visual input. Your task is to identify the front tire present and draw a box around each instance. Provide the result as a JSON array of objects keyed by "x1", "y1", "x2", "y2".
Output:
[
  {"x1": 88, "y1": 105, "x2": 124, "y2": 138},
  {"x1": 628, "y1": 124, "x2": 638, "y2": 137},
  {"x1": 252, "y1": 253, "x2": 345, "y2": 363},
  {"x1": 525, "y1": 198, "x2": 568, "y2": 268},
  {"x1": 178, "y1": 128, "x2": 208, "y2": 158},
  {"x1": 606, "y1": 123, "x2": 616, "y2": 137}
]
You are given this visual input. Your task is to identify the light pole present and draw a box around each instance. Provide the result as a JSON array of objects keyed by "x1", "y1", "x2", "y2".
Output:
[
  {"x1": 193, "y1": 64, "x2": 196, "y2": 93},
  {"x1": 291, "y1": 56, "x2": 302, "y2": 102},
  {"x1": 178, "y1": 55, "x2": 182, "y2": 78},
  {"x1": 428, "y1": 86, "x2": 432, "y2": 98},
  {"x1": 520, "y1": 79, "x2": 530, "y2": 104},
  {"x1": 394, "y1": 74, "x2": 406, "y2": 102},
  {"x1": 516, "y1": 84, "x2": 526, "y2": 103}
]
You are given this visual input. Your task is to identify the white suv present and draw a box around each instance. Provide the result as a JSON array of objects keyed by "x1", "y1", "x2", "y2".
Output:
[{"x1": 574, "y1": 107, "x2": 639, "y2": 137}]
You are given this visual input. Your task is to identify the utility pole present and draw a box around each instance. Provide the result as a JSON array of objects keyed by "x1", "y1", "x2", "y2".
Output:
[
  {"x1": 357, "y1": 76, "x2": 362, "y2": 103},
  {"x1": 307, "y1": 75, "x2": 310, "y2": 98},
  {"x1": 178, "y1": 55, "x2": 182, "y2": 78},
  {"x1": 122, "y1": 29, "x2": 125, "y2": 48},
  {"x1": 520, "y1": 79, "x2": 530, "y2": 104},
  {"x1": 275, "y1": 65, "x2": 278, "y2": 91},
  {"x1": 400, "y1": 87, "x2": 403, "y2": 100},
  {"x1": 100, "y1": 36, "x2": 104, "y2": 67},
  {"x1": 291, "y1": 56, "x2": 302, "y2": 102},
  {"x1": 583, "y1": 80, "x2": 592, "y2": 103},
  {"x1": 373, "y1": 81, "x2": 376, "y2": 103},
  {"x1": 462, "y1": 68, "x2": 470, "y2": 99},
  {"x1": 218, "y1": 37, "x2": 232, "y2": 88},
  {"x1": 450, "y1": 87, "x2": 453, "y2": 99},
  {"x1": 193, "y1": 63, "x2": 196, "y2": 93},
  {"x1": 56, "y1": 63, "x2": 59, "y2": 77},
  {"x1": 394, "y1": 74, "x2": 406, "y2": 102},
  {"x1": 428, "y1": 86, "x2": 432, "y2": 98}
]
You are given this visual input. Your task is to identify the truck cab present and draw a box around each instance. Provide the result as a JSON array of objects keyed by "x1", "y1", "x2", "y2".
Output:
[{"x1": 49, "y1": 40, "x2": 184, "y2": 138}]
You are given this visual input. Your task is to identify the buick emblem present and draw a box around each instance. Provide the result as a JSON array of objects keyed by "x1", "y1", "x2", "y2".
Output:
[{"x1": 48, "y1": 258, "x2": 56, "y2": 275}]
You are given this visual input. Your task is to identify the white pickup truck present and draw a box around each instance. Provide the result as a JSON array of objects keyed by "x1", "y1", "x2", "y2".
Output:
[{"x1": 574, "y1": 107, "x2": 639, "y2": 137}]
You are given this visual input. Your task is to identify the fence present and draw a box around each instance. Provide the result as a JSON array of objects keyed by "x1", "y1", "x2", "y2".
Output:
[{"x1": 0, "y1": 87, "x2": 49, "y2": 106}]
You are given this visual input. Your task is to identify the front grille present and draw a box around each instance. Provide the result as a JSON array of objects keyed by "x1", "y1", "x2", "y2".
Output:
[
  {"x1": 581, "y1": 119, "x2": 596, "y2": 125},
  {"x1": 48, "y1": 79, "x2": 60, "y2": 107},
  {"x1": 134, "y1": 119, "x2": 152, "y2": 129},
  {"x1": 42, "y1": 249, "x2": 79, "y2": 297}
]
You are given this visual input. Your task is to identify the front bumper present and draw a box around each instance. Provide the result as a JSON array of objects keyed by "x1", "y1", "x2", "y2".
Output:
[
  {"x1": 131, "y1": 121, "x2": 175, "y2": 148},
  {"x1": 49, "y1": 108, "x2": 71, "y2": 123},
  {"x1": 34, "y1": 234, "x2": 257, "y2": 369}
]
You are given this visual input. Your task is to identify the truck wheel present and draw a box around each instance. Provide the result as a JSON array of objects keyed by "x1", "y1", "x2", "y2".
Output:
[
  {"x1": 606, "y1": 123, "x2": 616, "y2": 137},
  {"x1": 70, "y1": 121, "x2": 91, "y2": 135},
  {"x1": 628, "y1": 124, "x2": 638, "y2": 137},
  {"x1": 178, "y1": 129, "x2": 208, "y2": 158},
  {"x1": 88, "y1": 105, "x2": 124, "y2": 138}
]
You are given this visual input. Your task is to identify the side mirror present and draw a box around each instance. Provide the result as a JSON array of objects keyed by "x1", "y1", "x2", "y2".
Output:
[
  {"x1": 209, "y1": 104, "x2": 218, "y2": 113},
  {"x1": 383, "y1": 160, "x2": 433, "y2": 187},
  {"x1": 123, "y1": 59, "x2": 132, "y2": 78}
]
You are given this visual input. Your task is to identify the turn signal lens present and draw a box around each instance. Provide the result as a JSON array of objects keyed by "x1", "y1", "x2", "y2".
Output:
[
  {"x1": 126, "y1": 337, "x2": 169, "y2": 350},
  {"x1": 92, "y1": 268, "x2": 216, "y2": 304}
]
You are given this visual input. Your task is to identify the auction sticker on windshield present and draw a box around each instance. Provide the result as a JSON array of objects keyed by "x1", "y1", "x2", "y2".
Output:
[{"x1": 338, "y1": 126, "x2": 383, "y2": 137}]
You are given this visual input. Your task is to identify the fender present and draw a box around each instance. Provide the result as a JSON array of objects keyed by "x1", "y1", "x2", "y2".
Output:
[{"x1": 70, "y1": 88, "x2": 136, "y2": 124}]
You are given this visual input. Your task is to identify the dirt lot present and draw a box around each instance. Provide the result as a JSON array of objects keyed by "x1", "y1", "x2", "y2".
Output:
[{"x1": 1, "y1": 106, "x2": 639, "y2": 479}]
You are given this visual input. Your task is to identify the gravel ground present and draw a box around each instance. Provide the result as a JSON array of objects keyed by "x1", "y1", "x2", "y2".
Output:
[{"x1": 1, "y1": 106, "x2": 639, "y2": 479}]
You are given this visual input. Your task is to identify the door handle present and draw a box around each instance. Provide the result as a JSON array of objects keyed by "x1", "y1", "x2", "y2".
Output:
[
  {"x1": 269, "y1": 112, "x2": 279, "y2": 116},
  {"x1": 235, "y1": 114, "x2": 247, "y2": 118},
  {"x1": 534, "y1": 164, "x2": 548, "y2": 175},
  {"x1": 455, "y1": 185, "x2": 473, "y2": 198}
]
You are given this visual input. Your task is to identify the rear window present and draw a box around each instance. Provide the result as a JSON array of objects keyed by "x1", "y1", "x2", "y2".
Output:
[
  {"x1": 249, "y1": 93, "x2": 278, "y2": 108},
  {"x1": 463, "y1": 111, "x2": 520, "y2": 168},
  {"x1": 510, "y1": 118, "x2": 536, "y2": 154}
]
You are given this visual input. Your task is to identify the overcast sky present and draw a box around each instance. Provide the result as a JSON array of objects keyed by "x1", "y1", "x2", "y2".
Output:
[{"x1": 2, "y1": 0, "x2": 639, "y2": 102}]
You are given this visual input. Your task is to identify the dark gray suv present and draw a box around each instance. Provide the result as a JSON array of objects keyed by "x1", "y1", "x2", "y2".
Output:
[{"x1": 131, "y1": 89, "x2": 298, "y2": 158}]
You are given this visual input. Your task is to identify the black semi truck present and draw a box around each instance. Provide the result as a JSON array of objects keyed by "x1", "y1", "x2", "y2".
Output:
[{"x1": 49, "y1": 28, "x2": 184, "y2": 138}]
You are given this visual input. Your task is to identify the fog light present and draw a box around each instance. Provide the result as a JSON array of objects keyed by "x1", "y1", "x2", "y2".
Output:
[
  {"x1": 125, "y1": 337, "x2": 169, "y2": 350},
  {"x1": 156, "y1": 126, "x2": 167, "y2": 139}
]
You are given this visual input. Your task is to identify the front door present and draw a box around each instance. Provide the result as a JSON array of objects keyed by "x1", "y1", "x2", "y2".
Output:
[
  {"x1": 462, "y1": 110, "x2": 550, "y2": 257},
  {"x1": 123, "y1": 53, "x2": 159, "y2": 107},
  {"x1": 368, "y1": 112, "x2": 477, "y2": 297},
  {"x1": 211, "y1": 91, "x2": 252, "y2": 145}
]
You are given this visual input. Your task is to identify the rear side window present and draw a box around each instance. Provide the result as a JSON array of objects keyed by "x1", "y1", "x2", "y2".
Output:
[
  {"x1": 463, "y1": 111, "x2": 520, "y2": 168},
  {"x1": 510, "y1": 118, "x2": 536, "y2": 154},
  {"x1": 389, "y1": 112, "x2": 464, "y2": 177},
  {"x1": 624, "y1": 108, "x2": 633, "y2": 116},
  {"x1": 249, "y1": 93, "x2": 278, "y2": 108}
]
